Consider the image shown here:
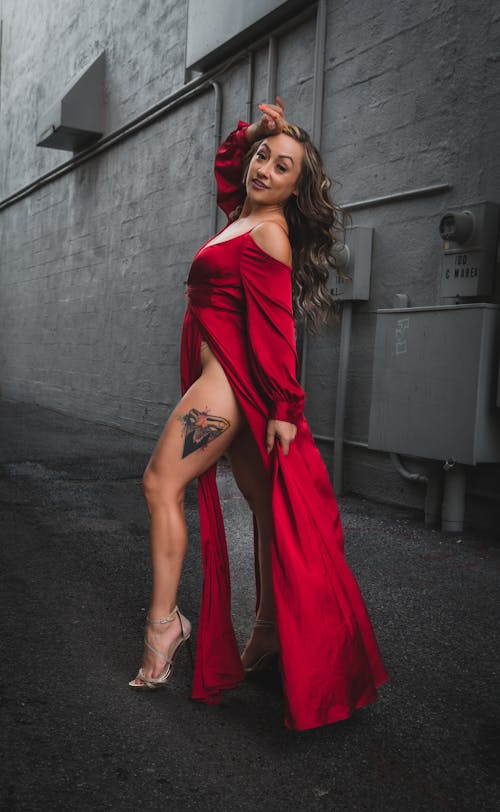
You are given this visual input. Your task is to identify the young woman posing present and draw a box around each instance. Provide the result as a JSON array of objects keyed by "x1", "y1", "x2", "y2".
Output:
[{"x1": 129, "y1": 99, "x2": 388, "y2": 731}]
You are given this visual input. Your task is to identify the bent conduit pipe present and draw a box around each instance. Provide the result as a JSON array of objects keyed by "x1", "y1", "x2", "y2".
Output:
[
  {"x1": 390, "y1": 453, "x2": 447, "y2": 528},
  {"x1": 390, "y1": 453, "x2": 428, "y2": 484}
]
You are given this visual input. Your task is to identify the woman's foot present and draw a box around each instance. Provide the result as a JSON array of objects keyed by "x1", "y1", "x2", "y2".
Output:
[
  {"x1": 129, "y1": 606, "x2": 191, "y2": 688},
  {"x1": 241, "y1": 618, "x2": 279, "y2": 673}
]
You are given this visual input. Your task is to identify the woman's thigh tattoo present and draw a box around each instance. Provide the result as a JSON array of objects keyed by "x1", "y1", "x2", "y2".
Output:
[{"x1": 178, "y1": 407, "x2": 230, "y2": 458}]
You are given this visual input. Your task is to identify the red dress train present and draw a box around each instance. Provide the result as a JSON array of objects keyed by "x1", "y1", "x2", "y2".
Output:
[{"x1": 180, "y1": 122, "x2": 388, "y2": 730}]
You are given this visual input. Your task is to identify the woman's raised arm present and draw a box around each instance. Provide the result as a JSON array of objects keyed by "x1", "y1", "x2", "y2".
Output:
[{"x1": 214, "y1": 98, "x2": 286, "y2": 218}]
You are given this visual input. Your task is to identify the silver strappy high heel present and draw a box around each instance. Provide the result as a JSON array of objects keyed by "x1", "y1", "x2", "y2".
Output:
[{"x1": 128, "y1": 605, "x2": 193, "y2": 690}]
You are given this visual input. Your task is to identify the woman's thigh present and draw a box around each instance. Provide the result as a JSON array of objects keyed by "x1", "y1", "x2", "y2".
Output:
[
  {"x1": 226, "y1": 425, "x2": 272, "y2": 521},
  {"x1": 146, "y1": 361, "x2": 244, "y2": 495}
]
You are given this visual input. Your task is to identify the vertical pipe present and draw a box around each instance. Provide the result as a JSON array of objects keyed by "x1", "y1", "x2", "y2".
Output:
[
  {"x1": 424, "y1": 465, "x2": 443, "y2": 526},
  {"x1": 311, "y1": 0, "x2": 327, "y2": 144},
  {"x1": 267, "y1": 36, "x2": 278, "y2": 101},
  {"x1": 442, "y1": 465, "x2": 466, "y2": 533},
  {"x1": 333, "y1": 301, "x2": 352, "y2": 493},
  {"x1": 311, "y1": 0, "x2": 352, "y2": 494},
  {"x1": 209, "y1": 81, "x2": 222, "y2": 236},
  {"x1": 0, "y1": 19, "x2": 3, "y2": 114},
  {"x1": 246, "y1": 51, "x2": 254, "y2": 122},
  {"x1": 300, "y1": 0, "x2": 327, "y2": 390},
  {"x1": 299, "y1": 326, "x2": 309, "y2": 388}
]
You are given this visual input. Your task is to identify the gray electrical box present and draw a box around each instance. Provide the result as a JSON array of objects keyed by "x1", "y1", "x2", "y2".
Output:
[
  {"x1": 368, "y1": 304, "x2": 500, "y2": 465},
  {"x1": 439, "y1": 201, "x2": 500, "y2": 300},
  {"x1": 328, "y1": 226, "x2": 373, "y2": 301},
  {"x1": 37, "y1": 52, "x2": 105, "y2": 152}
]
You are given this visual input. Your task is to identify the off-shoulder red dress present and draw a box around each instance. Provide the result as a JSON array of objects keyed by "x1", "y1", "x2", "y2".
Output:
[{"x1": 180, "y1": 122, "x2": 388, "y2": 730}]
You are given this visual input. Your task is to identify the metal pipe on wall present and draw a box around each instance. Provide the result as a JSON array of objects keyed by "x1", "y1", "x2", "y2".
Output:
[
  {"x1": 246, "y1": 51, "x2": 254, "y2": 122},
  {"x1": 309, "y1": 0, "x2": 352, "y2": 495},
  {"x1": 390, "y1": 452, "x2": 428, "y2": 484},
  {"x1": 332, "y1": 300, "x2": 351, "y2": 493},
  {"x1": 442, "y1": 464, "x2": 467, "y2": 533},
  {"x1": 209, "y1": 81, "x2": 223, "y2": 237},
  {"x1": 315, "y1": 434, "x2": 444, "y2": 525},
  {"x1": 0, "y1": 20, "x2": 3, "y2": 114},
  {"x1": 311, "y1": 0, "x2": 327, "y2": 145},
  {"x1": 313, "y1": 434, "x2": 368, "y2": 450},
  {"x1": 391, "y1": 452, "x2": 443, "y2": 526},
  {"x1": 341, "y1": 183, "x2": 451, "y2": 212},
  {"x1": 300, "y1": 0, "x2": 327, "y2": 390},
  {"x1": 266, "y1": 36, "x2": 278, "y2": 101},
  {"x1": 0, "y1": 69, "x2": 222, "y2": 212}
]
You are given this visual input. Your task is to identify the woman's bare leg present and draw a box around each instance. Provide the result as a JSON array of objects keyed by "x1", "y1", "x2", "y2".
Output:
[
  {"x1": 226, "y1": 426, "x2": 279, "y2": 666},
  {"x1": 132, "y1": 343, "x2": 244, "y2": 684}
]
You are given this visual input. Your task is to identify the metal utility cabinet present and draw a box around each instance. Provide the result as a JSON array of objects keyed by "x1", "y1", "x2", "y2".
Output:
[{"x1": 368, "y1": 304, "x2": 500, "y2": 465}]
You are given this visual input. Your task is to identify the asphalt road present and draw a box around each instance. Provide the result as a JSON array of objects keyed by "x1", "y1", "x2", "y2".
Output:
[{"x1": 1, "y1": 399, "x2": 499, "y2": 811}]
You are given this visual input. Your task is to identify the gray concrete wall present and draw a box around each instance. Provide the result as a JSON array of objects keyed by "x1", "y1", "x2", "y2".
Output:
[
  {"x1": 0, "y1": 0, "x2": 187, "y2": 197},
  {"x1": 1, "y1": 0, "x2": 499, "y2": 529}
]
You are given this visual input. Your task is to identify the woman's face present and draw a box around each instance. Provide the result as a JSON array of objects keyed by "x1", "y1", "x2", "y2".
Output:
[{"x1": 245, "y1": 133, "x2": 303, "y2": 207}]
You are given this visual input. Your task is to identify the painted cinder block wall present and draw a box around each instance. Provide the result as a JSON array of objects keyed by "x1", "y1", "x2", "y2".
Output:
[{"x1": 0, "y1": 0, "x2": 499, "y2": 529}]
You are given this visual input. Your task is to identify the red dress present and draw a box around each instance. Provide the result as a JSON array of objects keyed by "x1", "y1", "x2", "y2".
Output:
[{"x1": 180, "y1": 122, "x2": 388, "y2": 730}]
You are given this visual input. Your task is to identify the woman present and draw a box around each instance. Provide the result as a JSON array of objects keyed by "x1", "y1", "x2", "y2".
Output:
[{"x1": 129, "y1": 99, "x2": 388, "y2": 730}]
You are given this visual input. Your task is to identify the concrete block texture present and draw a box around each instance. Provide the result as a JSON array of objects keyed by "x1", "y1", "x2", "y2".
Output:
[
  {"x1": 1, "y1": 0, "x2": 499, "y2": 526},
  {"x1": 0, "y1": 0, "x2": 187, "y2": 196}
]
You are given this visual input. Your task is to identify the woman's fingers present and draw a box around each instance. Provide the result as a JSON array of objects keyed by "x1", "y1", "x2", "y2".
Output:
[
  {"x1": 266, "y1": 422, "x2": 276, "y2": 454},
  {"x1": 266, "y1": 419, "x2": 297, "y2": 456},
  {"x1": 281, "y1": 424, "x2": 297, "y2": 456},
  {"x1": 261, "y1": 96, "x2": 285, "y2": 116},
  {"x1": 258, "y1": 108, "x2": 280, "y2": 133},
  {"x1": 257, "y1": 97, "x2": 286, "y2": 134},
  {"x1": 251, "y1": 97, "x2": 285, "y2": 140}
]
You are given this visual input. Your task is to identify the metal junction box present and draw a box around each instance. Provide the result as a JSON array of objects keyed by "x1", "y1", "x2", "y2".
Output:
[
  {"x1": 368, "y1": 304, "x2": 500, "y2": 465},
  {"x1": 328, "y1": 226, "x2": 373, "y2": 301},
  {"x1": 439, "y1": 201, "x2": 500, "y2": 300}
]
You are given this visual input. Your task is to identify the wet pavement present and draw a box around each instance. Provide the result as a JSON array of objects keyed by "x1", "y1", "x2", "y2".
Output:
[{"x1": 1, "y1": 398, "x2": 499, "y2": 811}]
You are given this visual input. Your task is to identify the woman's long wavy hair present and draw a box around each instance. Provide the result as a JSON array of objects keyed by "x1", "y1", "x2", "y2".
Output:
[{"x1": 236, "y1": 123, "x2": 346, "y2": 331}]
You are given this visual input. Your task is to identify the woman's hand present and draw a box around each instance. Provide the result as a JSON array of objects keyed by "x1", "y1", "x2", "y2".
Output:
[
  {"x1": 246, "y1": 97, "x2": 286, "y2": 143},
  {"x1": 266, "y1": 418, "x2": 297, "y2": 456}
]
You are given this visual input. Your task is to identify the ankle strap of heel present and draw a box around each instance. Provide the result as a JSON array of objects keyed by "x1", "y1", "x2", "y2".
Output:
[
  {"x1": 146, "y1": 606, "x2": 191, "y2": 641},
  {"x1": 146, "y1": 605, "x2": 179, "y2": 625}
]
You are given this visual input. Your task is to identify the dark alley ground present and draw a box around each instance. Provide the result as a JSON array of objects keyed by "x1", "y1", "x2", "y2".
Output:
[{"x1": 1, "y1": 399, "x2": 499, "y2": 811}]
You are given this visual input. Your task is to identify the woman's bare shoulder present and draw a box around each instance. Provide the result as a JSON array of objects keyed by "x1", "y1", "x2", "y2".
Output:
[{"x1": 249, "y1": 221, "x2": 292, "y2": 266}]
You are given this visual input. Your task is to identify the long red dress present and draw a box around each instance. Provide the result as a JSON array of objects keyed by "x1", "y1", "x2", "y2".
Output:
[{"x1": 180, "y1": 121, "x2": 388, "y2": 730}]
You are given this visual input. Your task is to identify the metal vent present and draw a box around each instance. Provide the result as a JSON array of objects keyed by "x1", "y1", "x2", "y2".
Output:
[
  {"x1": 186, "y1": 0, "x2": 309, "y2": 72},
  {"x1": 37, "y1": 52, "x2": 105, "y2": 152}
]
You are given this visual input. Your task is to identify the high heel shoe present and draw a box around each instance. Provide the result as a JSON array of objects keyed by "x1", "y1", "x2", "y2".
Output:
[
  {"x1": 128, "y1": 605, "x2": 193, "y2": 690},
  {"x1": 242, "y1": 619, "x2": 280, "y2": 675}
]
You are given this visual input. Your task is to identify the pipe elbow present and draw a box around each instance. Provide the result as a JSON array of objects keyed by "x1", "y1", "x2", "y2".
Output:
[{"x1": 390, "y1": 452, "x2": 429, "y2": 484}]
